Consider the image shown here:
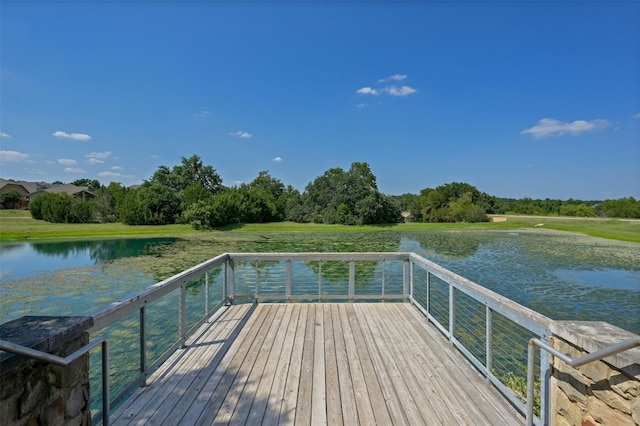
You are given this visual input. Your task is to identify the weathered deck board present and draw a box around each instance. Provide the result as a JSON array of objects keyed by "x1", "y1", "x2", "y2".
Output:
[{"x1": 112, "y1": 303, "x2": 523, "y2": 425}]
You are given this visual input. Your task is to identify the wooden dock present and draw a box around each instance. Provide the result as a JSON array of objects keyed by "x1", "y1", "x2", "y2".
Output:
[{"x1": 111, "y1": 303, "x2": 523, "y2": 425}]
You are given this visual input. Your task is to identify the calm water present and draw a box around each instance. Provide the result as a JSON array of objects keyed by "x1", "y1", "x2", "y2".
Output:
[{"x1": 1, "y1": 230, "x2": 638, "y2": 334}]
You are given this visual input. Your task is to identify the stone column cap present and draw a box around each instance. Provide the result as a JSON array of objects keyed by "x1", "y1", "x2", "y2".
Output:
[
  {"x1": 0, "y1": 316, "x2": 93, "y2": 374},
  {"x1": 550, "y1": 320, "x2": 640, "y2": 380}
]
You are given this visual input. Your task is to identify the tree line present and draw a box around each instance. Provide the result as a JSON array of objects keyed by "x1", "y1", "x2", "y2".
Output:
[{"x1": 17, "y1": 154, "x2": 640, "y2": 225}]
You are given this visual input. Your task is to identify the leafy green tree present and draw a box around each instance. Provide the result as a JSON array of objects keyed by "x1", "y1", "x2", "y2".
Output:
[
  {"x1": 559, "y1": 203, "x2": 597, "y2": 217},
  {"x1": 94, "y1": 182, "x2": 127, "y2": 222},
  {"x1": 298, "y1": 162, "x2": 400, "y2": 225},
  {"x1": 118, "y1": 184, "x2": 180, "y2": 225},
  {"x1": 71, "y1": 178, "x2": 102, "y2": 192},
  {"x1": 0, "y1": 190, "x2": 22, "y2": 209},
  {"x1": 602, "y1": 197, "x2": 640, "y2": 218}
]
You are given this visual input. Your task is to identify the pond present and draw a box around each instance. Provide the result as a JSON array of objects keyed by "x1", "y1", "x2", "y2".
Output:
[{"x1": 1, "y1": 230, "x2": 638, "y2": 334}]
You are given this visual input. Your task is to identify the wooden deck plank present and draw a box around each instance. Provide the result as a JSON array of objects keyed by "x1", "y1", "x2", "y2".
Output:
[
  {"x1": 336, "y1": 304, "x2": 377, "y2": 425},
  {"x1": 199, "y1": 304, "x2": 275, "y2": 425},
  {"x1": 220, "y1": 302, "x2": 287, "y2": 425},
  {"x1": 329, "y1": 304, "x2": 358, "y2": 426},
  {"x1": 111, "y1": 303, "x2": 524, "y2": 426},
  {"x1": 352, "y1": 303, "x2": 410, "y2": 426},
  {"x1": 279, "y1": 302, "x2": 308, "y2": 425},
  {"x1": 384, "y1": 302, "x2": 482, "y2": 424},
  {"x1": 356, "y1": 303, "x2": 425, "y2": 425},
  {"x1": 403, "y1": 302, "x2": 514, "y2": 424},
  {"x1": 180, "y1": 304, "x2": 272, "y2": 425},
  {"x1": 366, "y1": 303, "x2": 448, "y2": 425},
  {"x1": 293, "y1": 304, "x2": 316, "y2": 426},
  {"x1": 322, "y1": 304, "x2": 343, "y2": 426},
  {"x1": 111, "y1": 304, "x2": 251, "y2": 425},
  {"x1": 246, "y1": 303, "x2": 294, "y2": 424},
  {"x1": 344, "y1": 304, "x2": 393, "y2": 425},
  {"x1": 260, "y1": 304, "x2": 301, "y2": 425}
]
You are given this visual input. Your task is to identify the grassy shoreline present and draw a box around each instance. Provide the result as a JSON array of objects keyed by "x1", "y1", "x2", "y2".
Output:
[{"x1": 1, "y1": 210, "x2": 638, "y2": 243}]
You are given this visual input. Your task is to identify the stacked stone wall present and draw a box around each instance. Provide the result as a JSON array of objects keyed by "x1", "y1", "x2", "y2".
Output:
[
  {"x1": 0, "y1": 317, "x2": 92, "y2": 426},
  {"x1": 551, "y1": 321, "x2": 640, "y2": 426}
]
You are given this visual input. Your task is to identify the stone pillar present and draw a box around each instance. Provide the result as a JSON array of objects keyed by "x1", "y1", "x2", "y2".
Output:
[
  {"x1": 0, "y1": 316, "x2": 94, "y2": 426},
  {"x1": 550, "y1": 321, "x2": 640, "y2": 426}
]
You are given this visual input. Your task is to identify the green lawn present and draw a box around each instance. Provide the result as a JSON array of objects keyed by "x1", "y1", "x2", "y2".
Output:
[{"x1": 1, "y1": 210, "x2": 638, "y2": 243}]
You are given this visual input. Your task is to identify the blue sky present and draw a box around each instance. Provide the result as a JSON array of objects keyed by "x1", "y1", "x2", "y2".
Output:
[{"x1": 1, "y1": 1, "x2": 638, "y2": 200}]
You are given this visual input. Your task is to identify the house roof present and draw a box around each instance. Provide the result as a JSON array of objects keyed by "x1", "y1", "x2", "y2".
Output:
[{"x1": 0, "y1": 179, "x2": 42, "y2": 194}]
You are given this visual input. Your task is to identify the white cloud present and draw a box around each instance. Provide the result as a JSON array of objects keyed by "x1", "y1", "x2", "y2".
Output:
[
  {"x1": 379, "y1": 74, "x2": 407, "y2": 82},
  {"x1": 634, "y1": 112, "x2": 640, "y2": 120},
  {"x1": 86, "y1": 151, "x2": 111, "y2": 159},
  {"x1": 1, "y1": 132, "x2": 11, "y2": 138},
  {"x1": 230, "y1": 131, "x2": 253, "y2": 139},
  {"x1": 384, "y1": 85, "x2": 416, "y2": 96},
  {"x1": 0, "y1": 150, "x2": 29, "y2": 163},
  {"x1": 356, "y1": 87, "x2": 379, "y2": 95},
  {"x1": 521, "y1": 118, "x2": 611, "y2": 139},
  {"x1": 110, "y1": 166, "x2": 123, "y2": 171},
  {"x1": 64, "y1": 167, "x2": 86, "y2": 173},
  {"x1": 273, "y1": 156, "x2": 283, "y2": 163},
  {"x1": 53, "y1": 131, "x2": 92, "y2": 141},
  {"x1": 98, "y1": 170, "x2": 133, "y2": 179},
  {"x1": 86, "y1": 151, "x2": 111, "y2": 164},
  {"x1": 58, "y1": 158, "x2": 77, "y2": 166}
]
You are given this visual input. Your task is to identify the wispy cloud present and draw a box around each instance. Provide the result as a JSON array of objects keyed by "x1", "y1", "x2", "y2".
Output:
[
  {"x1": 64, "y1": 167, "x2": 86, "y2": 173},
  {"x1": 194, "y1": 110, "x2": 210, "y2": 118},
  {"x1": 273, "y1": 156, "x2": 283, "y2": 163},
  {"x1": 58, "y1": 158, "x2": 77, "y2": 166},
  {"x1": 356, "y1": 75, "x2": 416, "y2": 98},
  {"x1": 378, "y1": 74, "x2": 407, "y2": 83},
  {"x1": 384, "y1": 85, "x2": 416, "y2": 96},
  {"x1": 98, "y1": 170, "x2": 133, "y2": 179},
  {"x1": 53, "y1": 130, "x2": 92, "y2": 141},
  {"x1": 521, "y1": 118, "x2": 610, "y2": 139},
  {"x1": 86, "y1": 151, "x2": 112, "y2": 165},
  {"x1": 634, "y1": 112, "x2": 640, "y2": 120},
  {"x1": 0, "y1": 150, "x2": 29, "y2": 164},
  {"x1": 1, "y1": 132, "x2": 11, "y2": 138},
  {"x1": 230, "y1": 131, "x2": 253, "y2": 139}
]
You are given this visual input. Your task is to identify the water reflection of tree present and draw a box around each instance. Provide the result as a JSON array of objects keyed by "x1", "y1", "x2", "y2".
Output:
[{"x1": 30, "y1": 238, "x2": 179, "y2": 263}]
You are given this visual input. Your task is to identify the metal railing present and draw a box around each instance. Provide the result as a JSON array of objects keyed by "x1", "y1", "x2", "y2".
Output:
[
  {"x1": 525, "y1": 336, "x2": 640, "y2": 426},
  {"x1": 0, "y1": 337, "x2": 111, "y2": 425},
  {"x1": 79, "y1": 252, "x2": 561, "y2": 425}
]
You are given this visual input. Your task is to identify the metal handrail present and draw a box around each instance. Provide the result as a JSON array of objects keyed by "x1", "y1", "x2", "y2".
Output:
[
  {"x1": 526, "y1": 336, "x2": 640, "y2": 426},
  {"x1": 0, "y1": 337, "x2": 110, "y2": 425}
]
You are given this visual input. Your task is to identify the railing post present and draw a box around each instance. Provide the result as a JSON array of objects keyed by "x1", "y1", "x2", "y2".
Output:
[
  {"x1": 286, "y1": 259, "x2": 292, "y2": 301},
  {"x1": 486, "y1": 305, "x2": 493, "y2": 382},
  {"x1": 139, "y1": 306, "x2": 147, "y2": 386},
  {"x1": 349, "y1": 259, "x2": 355, "y2": 299},
  {"x1": 408, "y1": 259, "x2": 414, "y2": 301},
  {"x1": 205, "y1": 271, "x2": 210, "y2": 318},
  {"x1": 318, "y1": 259, "x2": 323, "y2": 300},
  {"x1": 403, "y1": 259, "x2": 410, "y2": 297},
  {"x1": 449, "y1": 284, "x2": 456, "y2": 341},
  {"x1": 228, "y1": 258, "x2": 235, "y2": 304},
  {"x1": 179, "y1": 284, "x2": 186, "y2": 348},
  {"x1": 102, "y1": 339, "x2": 110, "y2": 426},
  {"x1": 255, "y1": 259, "x2": 260, "y2": 302},
  {"x1": 381, "y1": 258, "x2": 386, "y2": 299},
  {"x1": 426, "y1": 271, "x2": 431, "y2": 315}
]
